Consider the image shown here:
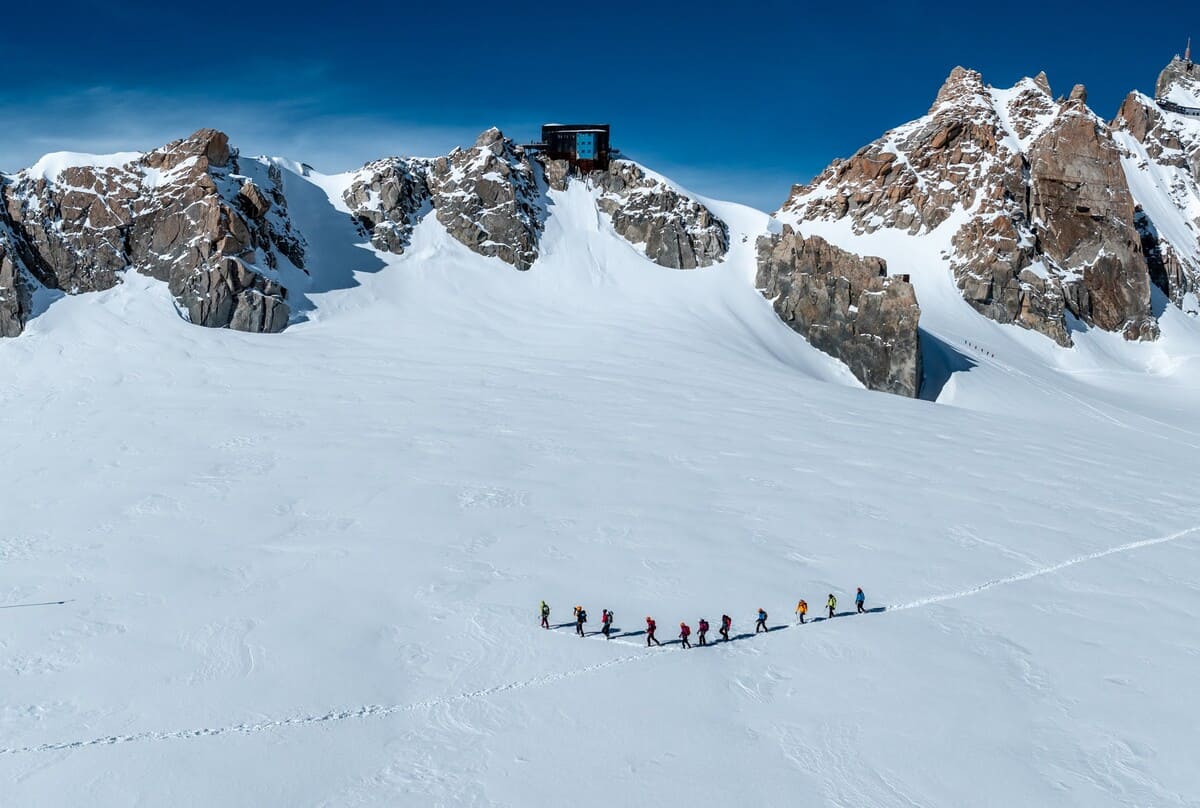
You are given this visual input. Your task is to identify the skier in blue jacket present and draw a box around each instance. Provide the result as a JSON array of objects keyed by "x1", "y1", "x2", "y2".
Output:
[{"x1": 855, "y1": 587, "x2": 866, "y2": 614}]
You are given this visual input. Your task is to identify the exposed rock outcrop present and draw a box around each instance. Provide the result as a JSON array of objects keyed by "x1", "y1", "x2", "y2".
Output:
[
  {"x1": 780, "y1": 66, "x2": 1159, "y2": 345},
  {"x1": 0, "y1": 221, "x2": 34, "y2": 338},
  {"x1": 1112, "y1": 60, "x2": 1200, "y2": 314},
  {"x1": 540, "y1": 156, "x2": 728, "y2": 268},
  {"x1": 427, "y1": 128, "x2": 543, "y2": 270},
  {"x1": 1027, "y1": 104, "x2": 1155, "y2": 339},
  {"x1": 342, "y1": 158, "x2": 430, "y2": 254},
  {"x1": 757, "y1": 227, "x2": 922, "y2": 397},
  {"x1": 0, "y1": 128, "x2": 304, "y2": 335},
  {"x1": 1155, "y1": 56, "x2": 1200, "y2": 101},
  {"x1": 591, "y1": 161, "x2": 728, "y2": 269},
  {"x1": 342, "y1": 128, "x2": 543, "y2": 270},
  {"x1": 342, "y1": 132, "x2": 728, "y2": 273}
]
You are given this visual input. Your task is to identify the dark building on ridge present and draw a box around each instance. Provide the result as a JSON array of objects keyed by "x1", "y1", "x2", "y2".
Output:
[{"x1": 531, "y1": 124, "x2": 612, "y2": 172}]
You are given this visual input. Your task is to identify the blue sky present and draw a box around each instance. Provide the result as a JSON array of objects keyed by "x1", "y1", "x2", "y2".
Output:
[{"x1": 1, "y1": 1, "x2": 1195, "y2": 209}]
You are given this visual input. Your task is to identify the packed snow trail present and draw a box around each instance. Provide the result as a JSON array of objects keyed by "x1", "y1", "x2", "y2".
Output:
[
  {"x1": 0, "y1": 600, "x2": 70, "y2": 610},
  {"x1": 0, "y1": 649, "x2": 655, "y2": 755},
  {"x1": 3, "y1": 522, "x2": 1196, "y2": 758},
  {"x1": 888, "y1": 524, "x2": 1200, "y2": 611}
]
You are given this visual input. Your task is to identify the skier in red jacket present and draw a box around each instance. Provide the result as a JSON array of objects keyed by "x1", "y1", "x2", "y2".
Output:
[
  {"x1": 697, "y1": 618, "x2": 710, "y2": 646},
  {"x1": 601, "y1": 609, "x2": 614, "y2": 640},
  {"x1": 645, "y1": 616, "x2": 662, "y2": 647},
  {"x1": 679, "y1": 622, "x2": 692, "y2": 649}
]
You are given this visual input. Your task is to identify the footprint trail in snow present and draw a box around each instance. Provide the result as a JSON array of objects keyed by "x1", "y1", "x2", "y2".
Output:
[{"x1": 4, "y1": 523, "x2": 1196, "y2": 756}]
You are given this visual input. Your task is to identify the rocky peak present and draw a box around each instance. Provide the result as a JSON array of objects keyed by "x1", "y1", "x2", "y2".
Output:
[
  {"x1": 1033, "y1": 71, "x2": 1053, "y2": 96},
  {"x1": 1111, "y1": 60, "x2": 1200, "y2": 315},
  {"x1": 0, "y1": 129, "x2": 303, "y2": 336},
  {"x1": 343, "y1": 129, "x2": 543, "y2": 270},
  {"x1": 427, "y1": 129, "x2": 543, "y2": 270},
  {"x1": 1155, "y1": 56, "x2": 1200, "y2": 102},
  {"x1": 473, "y1": 127, "x2": 505, "y2": 149},
  {"x1": 343, "y1": 132, "x2": 729, "y2": 273},
  {"x1": 932, "y1": 66, "x2": 988, "y2": 110},
  {"x1": 781, "y1": 66, "x2": 1158, "y2": 346},
  {"x1": 144, "y1": 128, "x2": 231, "y2": 170}
]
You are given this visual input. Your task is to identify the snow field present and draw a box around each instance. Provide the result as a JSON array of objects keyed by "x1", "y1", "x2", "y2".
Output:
[{"x1": 0, "y1": 161, "x2": 1198, "y2": 805}]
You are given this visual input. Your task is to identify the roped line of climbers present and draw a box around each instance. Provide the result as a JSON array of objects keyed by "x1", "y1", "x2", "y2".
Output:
[{"x1": 538, "y1": 587, "x2": 870, "y2": 648}]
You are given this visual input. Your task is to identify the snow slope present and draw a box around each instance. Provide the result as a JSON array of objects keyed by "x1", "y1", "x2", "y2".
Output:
[{"x1": 1, "y1": 161, "x2": 1199, "y2": 807}]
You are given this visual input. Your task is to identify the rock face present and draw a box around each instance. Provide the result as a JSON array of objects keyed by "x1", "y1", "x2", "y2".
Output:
[
  {"x1": 343, "y1": 128, "x2": 543, "y2": 270},
  {"x1": 1027, "y1": 106, "x2": 1154, "y2": 339},
  {"x1": 1154, "y1": 56, "x2": 1200, "y2": 101},
  {"x1": 757, "y1": 227, "x2": 922, "y2": 397},
  {"x1": 590, "y1": 161, "x2": 728, "y2": 269},
  {"x1": 342, "y1": 158, "x2": 430, "y2": 254},
  {"x1": 342, "y1": 135, "x2": 728, "y2": 273},
  {"x1": 0, "y1": 220, "x2": 34, "y2": 337},
  {"x1": 0, "y1": 128, "x2": 304, "y2": 336},
  {"x1": 1112, "y1": 60, "x2": 1200, "y2": 315},
  {"x1": 427, "y1": 128, "x2": 543, "y2": 270},
  {"x1": 781, "y1": 66, "x2": 1159, "y2": 345}
]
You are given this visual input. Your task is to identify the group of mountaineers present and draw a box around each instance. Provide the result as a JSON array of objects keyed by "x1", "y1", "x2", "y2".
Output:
[{"x1": 538, "y1": 588, "x2": 869, "y2": 647}]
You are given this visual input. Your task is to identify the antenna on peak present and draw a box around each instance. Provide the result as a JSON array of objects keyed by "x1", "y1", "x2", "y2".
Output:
[{"x1": 1187, "y1": 36, "x2": 1192, "y2": 64}]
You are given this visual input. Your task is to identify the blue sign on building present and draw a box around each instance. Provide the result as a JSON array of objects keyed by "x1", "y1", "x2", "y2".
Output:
[{"x1": 576, "y1": 133, "x2": 595, "y2": 160}]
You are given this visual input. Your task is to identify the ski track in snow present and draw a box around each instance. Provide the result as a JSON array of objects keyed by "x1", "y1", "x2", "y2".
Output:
[
  {"x1": 4, "y1": 523, "x2": 1197, "y2": 757},
  {"x1": 889, "y1": 524, "x2": 1200, "y2": 611}
]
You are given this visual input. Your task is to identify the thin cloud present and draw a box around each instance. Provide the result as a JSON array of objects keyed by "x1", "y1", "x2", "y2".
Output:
[{"x1": 0, "y1": 86, "x2": 515, "y2": 175}]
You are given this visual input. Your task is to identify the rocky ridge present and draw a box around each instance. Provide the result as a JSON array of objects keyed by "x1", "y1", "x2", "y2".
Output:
[
  {"x1": 1112, "y1": 58, "x2": 1200, "y2": 314},
  {"x1": 342, "y1": 128, "x2": 543, "y2": 270},
  {"x1": 780, "y1": 66, "x2": 1160, "y2": 345},
  {"x1": 0, "y1": 129, "x2": 304, "y2": 335},
  {"x1": 342, "y1": 129, "x2": 728, "y2": 272},
  {"x1": 544, "y1": 158, "x2": 729, "y2": 269}
]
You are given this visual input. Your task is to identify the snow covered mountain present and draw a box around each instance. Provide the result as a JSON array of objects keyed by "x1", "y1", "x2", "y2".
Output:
[
  {"x1": 1113, "y1": 56, "x2": 1200, "y2": 315},
  {"x1": 6, "y1": 60, "x2": 1200, "y2": 401},
  {"x1": 2, "y1": 56, "x2": 1200, "y2": 808}
]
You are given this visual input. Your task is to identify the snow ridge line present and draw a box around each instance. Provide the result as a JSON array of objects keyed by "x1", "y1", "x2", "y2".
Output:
[
  {"x1": 888, "y1": 524, "x2": 1200, "y2": 611},
  {"x1": 3, "y1": 524, "x2": 1195, "y2": 756},
  {"x1": 0, "y1": 650, "x2": 653, "y2": 756}
]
